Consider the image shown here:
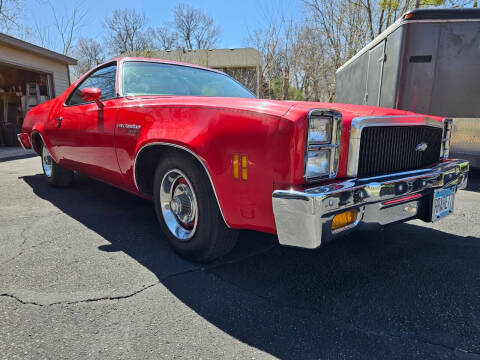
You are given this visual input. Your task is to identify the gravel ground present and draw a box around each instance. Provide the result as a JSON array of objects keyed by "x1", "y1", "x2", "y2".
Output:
[{"x1": 1, "y1": 154, "x2": 479, "y2": 360}]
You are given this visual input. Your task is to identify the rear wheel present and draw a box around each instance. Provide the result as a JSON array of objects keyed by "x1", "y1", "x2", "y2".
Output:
[
  {"x1": 41, "y1": 144, "x2": 74, "y2": 187},
  {"x1": 153, "y1": 152, "x2": 239, "y2": 262}
]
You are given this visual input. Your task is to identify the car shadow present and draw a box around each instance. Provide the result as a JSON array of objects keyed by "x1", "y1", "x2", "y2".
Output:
[
  {"x1": 0, "y1": 153, "x2": 38, "y2": 163},
  {"x1": 466, "y1": 167, "x2": 480, "y2": 193},
  {"x1": 21, "y1": 173, "x2": 480, "y2": 359}
]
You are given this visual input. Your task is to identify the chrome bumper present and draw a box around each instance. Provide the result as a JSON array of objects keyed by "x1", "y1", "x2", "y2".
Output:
[{"x1": 272, "y1": 159, "x2": 469, "y2": 249}]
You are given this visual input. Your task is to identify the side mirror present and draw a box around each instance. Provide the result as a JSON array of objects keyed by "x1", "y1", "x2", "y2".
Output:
[{"x1": 80, "y1": 87, "x2": 102, "y2": 102}]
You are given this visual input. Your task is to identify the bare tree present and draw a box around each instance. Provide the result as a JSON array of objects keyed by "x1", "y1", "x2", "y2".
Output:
[
  {"x1": 292, "y1": 25, "x2": 335, "y2": 101},
  {"x1": 246, "y1": 24, "x2": 282, "y2": 98},
  {"x1": 73, "y1": 37, "x2": 106, "y2": 77},
  {"x1": 358, "y1": 0, "x2": 476, "y2": 41},
  {"x1": 0, "y1": 0, "x2": 22, "y2": 31},
  {"x1": 104, "y1": 9, "x2": 152, "y2": 55},
  {"x1": 304, "y1": 0, "x2": 368, "y2": 70},
  {"x1": 173, "y1": 3, "x2": 220, "y2": 49},
  {"x1": 49, "y1": 3, "x2": 87, "y2": 55},
  {"x1": 27, "y1": 2, "x2": 86, "y2": 55},
  {"x1": 153, "y1": 26, "x2": 179, "y2": 50},
  {"x1": 248, "y1": 0, "x2": 477, "y2": 101},
  {"x1": 277, "y1": 19, "x2": 297, "y2": 100},
  {"x1": 32, "y1": 19, "x2": 54, "y2": 49}
]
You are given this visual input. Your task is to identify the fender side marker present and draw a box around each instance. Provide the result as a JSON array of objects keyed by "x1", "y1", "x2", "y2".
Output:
[{"x1": 233, "y1": 154, "x2": 248, "y2": 180}]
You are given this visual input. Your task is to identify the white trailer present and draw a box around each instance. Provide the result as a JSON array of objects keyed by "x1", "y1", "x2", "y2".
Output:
[{"x1": 335, "y1": 8, "x2": 480, "y2": 166}]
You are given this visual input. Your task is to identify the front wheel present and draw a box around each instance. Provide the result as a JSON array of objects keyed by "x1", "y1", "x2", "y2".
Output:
[
  {"x1": 41, "y1": 144, "x2": 74, "y2": 187},
  {"x1": 153, "y1": 152, "x2": 239, "y2": 263}
]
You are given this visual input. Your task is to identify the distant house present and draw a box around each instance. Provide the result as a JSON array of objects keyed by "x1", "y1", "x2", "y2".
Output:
[{"x1": 129, "y1": 48, "x2": 262, "y2": 96}]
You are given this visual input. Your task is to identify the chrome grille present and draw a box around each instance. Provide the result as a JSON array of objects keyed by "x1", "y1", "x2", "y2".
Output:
[{"x1": 357, "y1": 126, "x2": 443, "y2": 177}]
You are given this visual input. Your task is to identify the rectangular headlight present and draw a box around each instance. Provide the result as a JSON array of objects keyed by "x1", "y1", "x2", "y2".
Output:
[
  {"x1": 304, "y1": 110, "x2": 342, "y2": 181},
  {"x1": 441, "y1": 118, "x2": 452, "y2": 159},
  {"x1": 309, "y1": 116, "x2": 332, "y2": 144},
  {"x1": 306, "y1": 149, "x2": 330, "y2": 178}
]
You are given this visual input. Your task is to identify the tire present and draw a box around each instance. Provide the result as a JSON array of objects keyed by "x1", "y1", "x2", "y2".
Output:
[
  {"x1": 41, "y1": 143, "x2": 74, "y2": 187},
  {"x1": 153, "y1": 152, "x2": 239, "y2": 263}
]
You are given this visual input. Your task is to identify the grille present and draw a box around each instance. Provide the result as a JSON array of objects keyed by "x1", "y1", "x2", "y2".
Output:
[{"x1": 357, "y1": 126, "x2": 443, "y2": 177}]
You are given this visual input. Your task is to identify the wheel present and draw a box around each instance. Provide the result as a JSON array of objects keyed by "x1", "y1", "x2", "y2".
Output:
[
  {"x1": 41, "y1": 144, "x2": 74, "y2": 187},
  {"x1": 153, "y1": 152, "x2": 239, "y2": 262}
]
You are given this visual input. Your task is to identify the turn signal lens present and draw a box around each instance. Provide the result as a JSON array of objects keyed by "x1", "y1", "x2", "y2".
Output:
[
  {"x1": 331, "y1": 210, "x2": 358, "y2": 232},
  {"x1": 233, "y1": 154, "x2": 239, "y2": 179}
]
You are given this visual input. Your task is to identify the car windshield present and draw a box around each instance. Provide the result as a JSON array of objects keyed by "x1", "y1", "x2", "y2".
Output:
[{"x1": 122, "y1": 61, "x2": 255, "y2": 98}]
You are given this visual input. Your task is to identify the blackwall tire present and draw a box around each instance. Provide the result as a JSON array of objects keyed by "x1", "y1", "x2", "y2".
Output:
[
  {"x1": 153, "y1": 152, "x2": 239, "y2": 263},
  {"x1": 41, "y1": 144, "x2": 74, "y2": 187}
]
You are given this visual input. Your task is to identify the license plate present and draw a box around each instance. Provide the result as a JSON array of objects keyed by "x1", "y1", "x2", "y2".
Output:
[{"x1": 432, "y1": 186, "x2": 456, "y2": 221}]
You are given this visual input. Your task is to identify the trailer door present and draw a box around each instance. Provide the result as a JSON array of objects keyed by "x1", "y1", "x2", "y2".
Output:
[{"x1": 365, "y1": 40, "x2": 386, "y2": 106}]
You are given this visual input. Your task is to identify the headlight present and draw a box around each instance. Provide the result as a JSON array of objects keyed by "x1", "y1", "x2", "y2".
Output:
[
  {"x1": 306, "y1": 149, "x2": 330, "y2": 178},
  {"x1": 309, "y1": 116, "x2": 332, "y2": 144},
  {"x1": 305, "y1": 110, "x2": 342, "y2": 181},
  {"x1": 441, "y1": 118, "x2": 452, "y2": 159}
]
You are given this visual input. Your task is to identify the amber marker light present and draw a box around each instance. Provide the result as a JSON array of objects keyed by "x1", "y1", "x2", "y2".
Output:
[
  {"x1": 331, "y1": 209, "x2": 358, "y2": 232},
  {"x1": 233, "y1": 154, "x2": 239, "y2": 179},
  {"x1": 404, "y1": 13, "x2": 415, "y2": 20},
  {"x1": 241, "y1": 155, "x2": 248, "y2": 180}
]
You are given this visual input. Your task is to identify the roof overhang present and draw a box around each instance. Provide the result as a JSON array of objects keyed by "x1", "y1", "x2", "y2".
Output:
[{"x1": 0, "y1": 32, "x2": 78, "y2": 65}]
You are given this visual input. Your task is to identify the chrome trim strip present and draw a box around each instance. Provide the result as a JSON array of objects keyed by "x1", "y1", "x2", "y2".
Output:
[
  {"x1": 273, "y1": 159, "x2": 469, "y2": 249},
  {"x1": 133, "y1": 142, "x2": 230, "y2": 228},
  {"x1": 16, "y1": 134, "x2": 27, "y2": 150},
  {"x1": 304, "y1": 109, "x2": 342, "y2": 182},
  {"x1": 347, "y1": 115, "x2": 444, "y2": 177}
]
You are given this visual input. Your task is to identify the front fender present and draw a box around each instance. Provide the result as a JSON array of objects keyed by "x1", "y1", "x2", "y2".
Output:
[{"x1": 116, "y1": 105, "x2": 284, "y2": 232}]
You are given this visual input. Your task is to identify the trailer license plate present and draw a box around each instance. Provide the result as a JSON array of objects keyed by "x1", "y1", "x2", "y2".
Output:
[{"x1": 432, "y1": 186, "x2": 455, "y2": 221}]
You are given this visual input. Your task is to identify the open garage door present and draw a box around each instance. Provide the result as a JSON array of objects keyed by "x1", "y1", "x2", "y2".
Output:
[{"x1": 0, "y1": 63, "x2": 54, "y2": 146}]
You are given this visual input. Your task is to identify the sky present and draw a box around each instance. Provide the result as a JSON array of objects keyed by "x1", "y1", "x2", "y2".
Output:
[{"x1": 21, "y1": 0, "x2": 306, "y2": 51}]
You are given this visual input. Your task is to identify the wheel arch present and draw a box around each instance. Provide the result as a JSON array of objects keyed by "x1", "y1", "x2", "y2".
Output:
[{"x1": 133, "y1": 142, "x2": 230, "y2": 228}]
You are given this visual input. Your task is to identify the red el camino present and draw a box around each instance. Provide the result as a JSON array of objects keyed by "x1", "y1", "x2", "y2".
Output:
[{"x1": 17, "y1": 58, "x2": 469, "y2": 262}]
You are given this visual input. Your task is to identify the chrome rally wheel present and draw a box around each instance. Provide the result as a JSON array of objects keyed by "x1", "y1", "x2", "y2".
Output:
[
  {"x1": 159, "y1": 169, "x2": 199, "y2": 241},
  {"x1": 42, "y1": 145, "x2": 53, "y2": 177},
  {"x1": 153, "y1": 151, "x2": 239, "y2": 262},
  {"x1": 40, "y1": 141, "x2": 74, "y2": 187}
]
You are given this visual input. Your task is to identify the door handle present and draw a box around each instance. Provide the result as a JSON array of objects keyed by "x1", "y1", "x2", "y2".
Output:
[{"x1": 56, "y1": 116, "x2": 63, "y2": 127}]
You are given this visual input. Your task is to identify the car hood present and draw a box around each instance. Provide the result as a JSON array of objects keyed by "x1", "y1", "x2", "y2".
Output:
[
  {"x1": 285, "y1": 101, "x2": 435, "y2": 123},
  {"x1": 123, "y1": 96, "x2": 439, "y2": 123}
]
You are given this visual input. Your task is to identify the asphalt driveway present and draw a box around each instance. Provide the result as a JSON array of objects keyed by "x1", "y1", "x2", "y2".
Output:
[{"x1": 1, "y1": 154, "x2": 479, "y2": 359}]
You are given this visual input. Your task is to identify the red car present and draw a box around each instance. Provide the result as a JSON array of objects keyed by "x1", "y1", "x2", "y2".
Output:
[{"x1": 18, "y1": 58, "x2": 469, "y2": 262}]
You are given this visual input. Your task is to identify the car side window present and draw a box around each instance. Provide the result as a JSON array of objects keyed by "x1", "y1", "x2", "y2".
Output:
[{"x1": 67, "y1": 64, "x2": 117, "y2": 106}]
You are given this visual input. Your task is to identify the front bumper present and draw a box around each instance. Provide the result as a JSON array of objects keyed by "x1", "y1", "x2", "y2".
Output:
[{"x1": 272, "y1": 159, "x2": 469, "y2": 249}]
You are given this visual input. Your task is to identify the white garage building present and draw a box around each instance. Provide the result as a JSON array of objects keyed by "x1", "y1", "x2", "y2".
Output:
[{"x1": 0, "y1": 32, "x2": 77, "y2": 145}]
